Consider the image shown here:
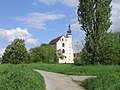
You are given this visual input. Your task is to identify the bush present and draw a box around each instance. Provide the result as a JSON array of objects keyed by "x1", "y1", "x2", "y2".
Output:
[{"x1": 74, "y1": 56, "x2": 83, "y2": 65}]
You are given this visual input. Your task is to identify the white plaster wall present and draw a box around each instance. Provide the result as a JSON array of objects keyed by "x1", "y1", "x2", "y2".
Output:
[{"x1": 56, "y1": 35, "x2": 74, "y2": 63}]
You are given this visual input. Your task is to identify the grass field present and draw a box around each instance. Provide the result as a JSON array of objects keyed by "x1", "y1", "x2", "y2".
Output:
[
  {"x1": 29, "y1": 63, "x2": 120, "y2": 90},
  {"x1": 29, "y1": 63, "x2": 120, "y2": 75},
  {"x1": 0, "y1": 64, "x2": 45, "y2": 90},
  {"x1": 0, "y1": 63, "x2": 120, "y2": 90}
]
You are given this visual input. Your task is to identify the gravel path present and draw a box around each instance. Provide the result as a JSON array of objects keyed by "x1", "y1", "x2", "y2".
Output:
[{"x1": 35, "y1": 70, "x2": 95, "y2": 90}]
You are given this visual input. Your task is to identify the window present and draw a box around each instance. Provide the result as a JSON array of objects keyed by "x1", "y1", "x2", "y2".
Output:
[
  {"x1": 62, "y1": 49, "x2": 65, "y2": 53},
  {"x1": 62, "y1": 38, "x2": 64, "y2": 41},
  {"x1": 62, "y1": 43, "x2": 65, "y2": 47}
]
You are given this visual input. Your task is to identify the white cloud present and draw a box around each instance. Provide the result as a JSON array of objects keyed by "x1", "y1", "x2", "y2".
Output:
[
  {"x1": 111, "y1": 1, "x2": 120, "y2": 32},
  {"x1": 14, "y1": 12, "x2": 66, "y2": 29},
  {"x1": 0, "y1": 28, "x2": 37, "y2": 45},
  {"x1": 0, "y1": 48, "x2": 5, "y2": 58},
  {"x1": 71, "y1": 0, "x2": 120, "y2": 33},
  {"x1": 39, "y1": 0, "x2": 78, "y2": 7},
  {"x1": 71, "y1": 22, "x2": 80, "y2": 32}
]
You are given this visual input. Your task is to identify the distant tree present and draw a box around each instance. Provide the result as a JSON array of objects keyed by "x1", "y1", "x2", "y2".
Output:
[
  {"x1": 2, "y1": 39, "x2": 28, "y2": 64},
  {"x1": 29, "y1": 44, "x2": 58, "y2": 63},
  {"x1": 78, "y1": 0, "x2": 112, "y2": 65}
]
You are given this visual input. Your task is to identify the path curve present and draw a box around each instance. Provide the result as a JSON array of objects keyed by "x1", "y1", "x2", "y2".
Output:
[{"x1": 35, "y1": 70, "x2": 95, "y2": 90}]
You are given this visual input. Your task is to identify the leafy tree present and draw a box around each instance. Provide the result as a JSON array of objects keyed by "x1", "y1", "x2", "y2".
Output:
[
  {"x1": 56, "y1": 50, "x2": 65, "y2": 60},
  {"x1": 2, "y1": 39, "x2": 28, "y2": 64},
  {"x1": 29, "y1": 44, "x2": 58, "y2": 63},
  {"x1": 98, "y1": 33, "x2": 120, "y2": 65},
  {"x1": 78, "y1": 0, "x2": 112, "y2": 65}
]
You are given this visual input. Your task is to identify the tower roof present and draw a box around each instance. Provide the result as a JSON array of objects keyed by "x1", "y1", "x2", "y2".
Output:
[{"x1": 67, "y1": 24, "x2": 72, "y2": 35}]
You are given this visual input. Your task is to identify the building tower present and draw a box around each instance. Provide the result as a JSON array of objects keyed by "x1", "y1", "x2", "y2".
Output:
[
  {"x1": 49, "y1": 24, "x2": 74, "y2": 63},
  {"x1": 64, "y1": 24, "x2": 74, "y2": 63}
]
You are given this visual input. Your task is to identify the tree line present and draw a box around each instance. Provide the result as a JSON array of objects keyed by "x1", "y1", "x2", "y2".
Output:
[
  {"x1": 1, "y1": 0, "x2": 120, "y2": 65},
  {"x1": 2, "y1": 39, "x2": 59, "y2": 64}
]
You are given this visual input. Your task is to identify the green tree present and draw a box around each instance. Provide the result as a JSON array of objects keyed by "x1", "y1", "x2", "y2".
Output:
[
  {"x1": 56, "y1": 50, "x2": 65, "y2": 60},
  {"x1": 29, "y1": 44, "x2": 58, "y2": 63},
  {"x1": 2, "y1": 39, "x2": 28, "y2": 64},
  {"x1": 78, "y1": 0, "x2": 112, "y2": 65},
  {"x1": 98, "y1": 33, "x2": 119, "y2": 65}
]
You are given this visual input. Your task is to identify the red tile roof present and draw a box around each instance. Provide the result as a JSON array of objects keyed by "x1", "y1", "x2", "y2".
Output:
[
  {"x1": 49, "y1": 35, "x2": 63, "y2": 45},
  {"x1": 74, "y1": 53, "x2": 80, "y2": 57}
]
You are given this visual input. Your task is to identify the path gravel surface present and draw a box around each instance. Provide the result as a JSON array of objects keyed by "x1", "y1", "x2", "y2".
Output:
[{"x1": 35, "y1": 70, "x2": 95, "y2": 90}]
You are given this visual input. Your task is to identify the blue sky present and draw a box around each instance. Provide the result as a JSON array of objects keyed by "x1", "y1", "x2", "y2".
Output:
[{"x1": 0, "y1": 0, "x2": 120, "y2": 57}]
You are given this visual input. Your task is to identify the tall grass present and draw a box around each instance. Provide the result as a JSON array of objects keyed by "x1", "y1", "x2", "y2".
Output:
[
  {"x1": 1, "y1": 63, "x2": 120, "y2": 90},
  {"x1": 0, "y1": 64, "x2": 45, "y2": 90},
  {"x1": 29, "y1": 63, "x2": 120, "y2": 90},
  {"x1": 81, "y1": 74, "x2": 120, "y2": 90}
]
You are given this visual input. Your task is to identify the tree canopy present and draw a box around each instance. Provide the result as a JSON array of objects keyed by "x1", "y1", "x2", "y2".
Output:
[
  {"x1": 77, "y1": 0, "x2": 120, "y2": 65},
  {"x1": 2, "y1": 39, "x2": 28, "y2": 64},
  {"x1": 29, "y1": 44, "x2": 58, "y2": 63}
]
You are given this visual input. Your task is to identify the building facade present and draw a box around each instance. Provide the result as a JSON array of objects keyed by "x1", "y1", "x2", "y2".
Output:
[{"x1": 49, "y1": 24, "x2": 74, "y2": 63}]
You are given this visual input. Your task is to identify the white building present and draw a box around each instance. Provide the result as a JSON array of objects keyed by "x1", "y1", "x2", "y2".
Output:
[{"x1": 49, "y1": 24, "x2": 74, "y2": 63}]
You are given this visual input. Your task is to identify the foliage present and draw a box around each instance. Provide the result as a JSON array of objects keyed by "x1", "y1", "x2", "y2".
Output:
[
  {"x1": 114, "y1": 32, "x2": 120, "y2": 43},
  {"x1": 78, "y1": 0, "x2": 112, "y2": 65},
  {"x1": 56, "y1": 50, "x2": 65, "y2": 60},
  {"x1": 0, "y1": 64, "x2": 45, "y2": 90},
  {"x1": 81, "y1": 33, "x2": 120, "y2": 65},
  {"x1": 98, "y1": 33, "x2": 120, "y2": 65},
  {"x1": 2, "y1": 39, "x2": 28, "y2": 64},
  {"x1": 81, "y1": 74, "x2": 120, "y2": 90},
  {"x1": 74, "y1": 56, "x2": 83, "y2": 65},
  {"x1": 29, "y1": 44, "x2": 58, "y2": 63}
]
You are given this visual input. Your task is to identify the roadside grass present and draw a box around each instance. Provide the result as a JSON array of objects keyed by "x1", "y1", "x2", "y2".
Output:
[
  {"x1": 81, "y1": 74, "x2": 120, "y2": 90},
  {"x1": 1, "y1": 63, "x2": 120, "y2": 90},
  {"x1": 28, "y1": 63, "x2": 120, "y2": 90},
  {"x1": 29, "y1": 63, "x2": 120, "y2": 75},
  {"x1": 0, "y1": 64, "x2": 45, "y2": 90}
]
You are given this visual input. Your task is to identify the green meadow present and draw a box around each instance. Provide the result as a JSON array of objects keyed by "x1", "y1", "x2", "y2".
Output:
[{"x1": 0, "y1": 63, "x2": 120, "y2": 90}]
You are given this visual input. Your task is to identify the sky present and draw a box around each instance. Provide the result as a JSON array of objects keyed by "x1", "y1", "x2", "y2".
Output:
[{"x1": 0, "y1": 0, "x2": 120, "y2": 57}]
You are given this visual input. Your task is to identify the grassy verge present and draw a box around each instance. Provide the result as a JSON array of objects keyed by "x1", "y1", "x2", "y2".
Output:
[
  {"x1": 81, "y1": 74, "x2": 120, "y2": 90},
  {"x1": 28, "y1": 63, "x2": 120, "y2": 90},
  {"x1": 1, "y1": 63, "x2": 120, "y2": 90},
  {"x1": 0, "y1": 64, "x2": 45, "y2": 90},
  {"x1": 29, "y1": 63, "x2": 120, "y2": 75}
]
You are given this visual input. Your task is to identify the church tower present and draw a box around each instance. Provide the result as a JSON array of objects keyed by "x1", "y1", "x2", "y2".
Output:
[
  {"x1": 49, "y1": 24, "x2": 74, "y2": 63},
  {"x1": 65, "y1": 24, "x2": 74, "y2": 63},
  {"x1": 66, "y1": 24, "x2": 72, "y2": 38}
]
